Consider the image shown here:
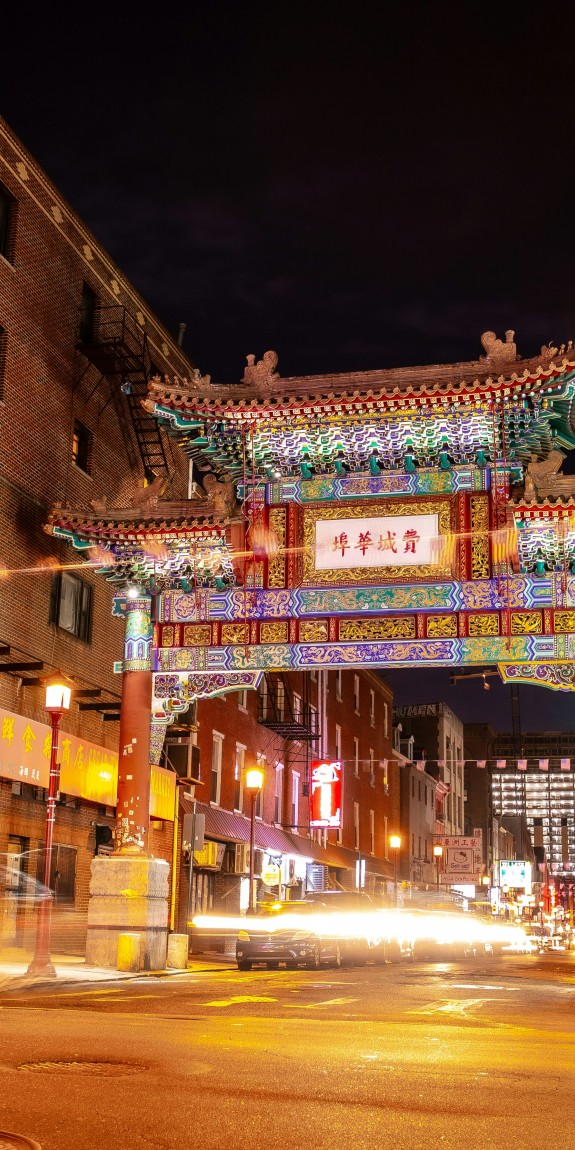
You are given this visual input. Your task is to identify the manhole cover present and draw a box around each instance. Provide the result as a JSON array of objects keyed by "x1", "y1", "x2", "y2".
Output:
[
  {"x1": 17, "y1": 1060, "x2": 145, "y2": 1077},
  {"x1": 0, "y1": 1134, "x2": 41, "y2": 1150}
]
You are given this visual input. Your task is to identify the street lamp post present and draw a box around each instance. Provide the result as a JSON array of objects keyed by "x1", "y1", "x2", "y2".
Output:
[
  {"x1": 245, "y1": 765, "x2": 265, "y2": 914},
  {"x1": 389, "y1": 834, "x2": 401, "y2": 907},
  {"x1": 433, "y1": 843, "x2": 443, "y2": 893},
  {"x1": 27, "y1": 676, "x2": 72, "y2": 977}
]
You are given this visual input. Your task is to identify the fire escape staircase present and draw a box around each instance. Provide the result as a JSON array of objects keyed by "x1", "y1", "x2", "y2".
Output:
[
  {"x1": 75, "y1": 303, "x2": 171, "y2": 480},
  {"x1": 257, "y1": 673, "x2": 318, "y2": 742}
]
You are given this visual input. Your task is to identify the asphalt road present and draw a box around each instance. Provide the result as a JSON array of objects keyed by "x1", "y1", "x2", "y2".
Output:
[{"x1": 1, "y1": 952, "x2": 574, "y2": 1150}]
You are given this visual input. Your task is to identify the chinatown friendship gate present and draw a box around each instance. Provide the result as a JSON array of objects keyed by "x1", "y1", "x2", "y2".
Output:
[{"x1": 47, "y1": 329, "x2": 575, "y2": 966}]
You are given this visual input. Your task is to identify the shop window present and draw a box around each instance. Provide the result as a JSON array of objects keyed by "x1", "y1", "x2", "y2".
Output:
[{"x1": 49, "y1": 570, "x2": 93, "y2": 642}]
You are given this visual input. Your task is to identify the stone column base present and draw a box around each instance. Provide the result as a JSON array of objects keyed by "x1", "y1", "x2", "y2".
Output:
[{"x1": 85, "y1": 855, "x2": 170, "y2": 971}]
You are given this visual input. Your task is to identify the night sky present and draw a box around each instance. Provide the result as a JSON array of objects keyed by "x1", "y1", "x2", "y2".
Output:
[{"x1": 3, "y1": 4, "x2": 575, "y2": 732}]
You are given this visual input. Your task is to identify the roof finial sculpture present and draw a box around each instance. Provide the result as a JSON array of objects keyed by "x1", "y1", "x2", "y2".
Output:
[
  {"x1": 241, "y1": 350, "x2": 280, "y2": 387},
  {"x1": 480, "y1": 330, "x2": 517, "y2": 371}
]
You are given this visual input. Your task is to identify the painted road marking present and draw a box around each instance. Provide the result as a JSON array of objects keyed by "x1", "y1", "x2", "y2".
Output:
[
  {"x1": 408, "y1": 998, "x2": 486, "y2": 1016},
  {"x1": 203, "y1": 995, "x2": 277, "y2": 1006},
  {"x1": 286, "y1": 997, "x2": 359, "y2": 1008}
]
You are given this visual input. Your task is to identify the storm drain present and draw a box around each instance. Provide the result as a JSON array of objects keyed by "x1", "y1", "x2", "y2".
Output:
[
  {"x1": 0, "y1": 1133, "x2": 42, "y2": 1149},
  {"x1": 16, "y1": 1060, "x2": 145, "y2": 1077}
]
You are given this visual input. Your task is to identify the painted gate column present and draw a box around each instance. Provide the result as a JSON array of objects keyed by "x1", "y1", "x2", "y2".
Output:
[
  {"x1": 115, "y1": 592, "x2": 153, "y2": 854},
  {"x1": 85, "y1": 591, "x2": 170, "y2": 971}
]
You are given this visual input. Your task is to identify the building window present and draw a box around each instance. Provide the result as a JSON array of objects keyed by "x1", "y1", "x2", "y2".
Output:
[
  {"x1": 255, "y1": 753, "x2": 265, "y2": 818},
  {"x1": 0, "y1": 184, "x2": 16, "y2": 262},
  {"x1": 335, "y1": 724, "x2": 342, "y2": 760},
  {"x1": 291, "y1": 771, "x2": 300, "y2": 829},
  {"x1": 0, "y1": 325, "x2": 6, "y2": 402},
  {"x1": 309, "y1": 704, "x2": 318, "y2": 749},
  {"x1": 354, "y1": 802, "x2": 360, "y2": 850},
  {"x1": 72, "y1": 419, "x2": 92, "y2": 474},
  {"x1": 237, "y1": 688, "x2": 248, "y2": 712},
  {"x1": 370, "y1": 689, "x2": 375, "y2": 727},
  {"x1": 354, "y1": 737, "x2": 359, "y2": 778},
  {"x1": 335, "y1": 669, "x2": 342, "y2": 701},
  {"x1": 274, "y1": 762, "x2": 283, "y2": 824},
  {"x1": 258, "y1": 677, "x2": 268, "y2": 720},
  {"x1": 49, "y1": 571, "x2": 93, "y2": 642},
  {"x1": 292, "y1": 692, "x2": 301, "y2": 722},
  {"x1": 353, "y1": 674, "x2": 360, "y2": 714},
  {"x1": 383, "y1": 702, "x2": 388, "y2": 738},
  {"x1": 370, "y1": 809, "x2": 375, "y2": 855},
  {"x1": 310, "y1": 668, "x2": 317, "y2": 683},
  {"x1": 369, "y1": 748, "x2": 375, "y2": 787},
  {"x1": 233, "y1": 743, "x2": 245, "y2": 812},
  {"x1": 210, "y1": 732, "x2": 223, "y2": 805},
  {"x1": 78, "y1": 281, "x2": 98, "y2": 343}
]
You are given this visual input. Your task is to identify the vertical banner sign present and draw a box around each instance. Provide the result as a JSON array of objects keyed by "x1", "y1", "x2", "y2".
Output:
[{"x1": 310, "y1": 759, "x2": 342, "y2": 828}]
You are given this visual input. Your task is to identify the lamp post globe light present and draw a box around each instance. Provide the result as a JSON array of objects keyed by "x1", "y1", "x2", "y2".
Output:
[
  {"x1": 245, "y1": 765, "x2": 265, "y2": 914},
  {"x1": 389, "y1": 834, "x2": 401, "y2": 907},
  {"x1": 433, "y1": 843, "x2": 444, "y2": 893},
  {"x1": 27, "y1": 676, "x2": 72, "y2": 977}
]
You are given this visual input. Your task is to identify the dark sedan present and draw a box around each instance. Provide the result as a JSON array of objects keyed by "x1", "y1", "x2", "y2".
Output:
[{"x1": 236, "y1": 900, "x2": 344, "y2": 970}]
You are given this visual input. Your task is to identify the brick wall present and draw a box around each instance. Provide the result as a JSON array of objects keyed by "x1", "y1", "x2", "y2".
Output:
[{"x1": 0, "y1": 117, "x2": 195, "y2": 947}]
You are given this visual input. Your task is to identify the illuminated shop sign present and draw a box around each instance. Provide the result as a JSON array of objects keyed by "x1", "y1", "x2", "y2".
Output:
[
  {"x1": 499, "y1": 860, "x2": 532, "y2": 893},
  {"x1": 0, "y1": 706, "x2": 174, "y2": 819},
  {"x1": 310, "y1": 759, "x2": 342, "y2": 828},
  {"x1": 315, "y1": 513, "x2": 439, "y2": 570}
]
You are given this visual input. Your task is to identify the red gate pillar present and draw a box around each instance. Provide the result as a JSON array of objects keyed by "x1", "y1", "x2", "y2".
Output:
[
  {"x1": 115, "y1": 592, "x2": 154, "y2": 853},
  {"x1": 86, "y1": 591, "x2": 170, "y2": 971}
]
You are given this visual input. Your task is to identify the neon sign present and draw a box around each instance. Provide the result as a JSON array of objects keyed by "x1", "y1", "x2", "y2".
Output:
[{"x1": 310, "y1": 759, "x2": 342, "y2": 828}]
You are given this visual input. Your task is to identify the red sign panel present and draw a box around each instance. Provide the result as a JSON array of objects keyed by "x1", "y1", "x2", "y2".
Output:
[{"x1": 310, "y1": 759, "x2": 342, "y2": 829}]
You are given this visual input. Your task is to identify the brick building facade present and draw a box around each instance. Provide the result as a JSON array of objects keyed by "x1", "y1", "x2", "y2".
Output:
[{"x1": 0, "y1": 116, "x2": 192, "y2": 952}]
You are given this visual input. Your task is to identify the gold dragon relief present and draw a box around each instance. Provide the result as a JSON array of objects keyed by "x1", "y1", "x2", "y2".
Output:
[
  {"x1": 339, "y1": 617, "x2": 416, "y2": 641},
  {"x1": 470, "y1": 495, "x2": 491, "y2": 579},
  {"x1": 260, "y1": 621, "x2": 289, "y2": 643},
  {"x1": 510, "y1": 612, "x2": 543, "y2": 635},
  {"x1": 467, "y1": 614, "x2": 500, "y2": 636},
  {"x1": 426, "y1": 614, "x2": 458, "y2": 638},
  {"x1": 299, "y1": 620, "x2": 330, "y2": 642},
  {"x1": 553, "y1": 610, "x2": 575, "y2": 634},
  {"x1": 182, "y1": 624, "x2": 212, "y2": 646},
  {"x1": 268, "y1": 507, "x2": 286, "y2": 588}
]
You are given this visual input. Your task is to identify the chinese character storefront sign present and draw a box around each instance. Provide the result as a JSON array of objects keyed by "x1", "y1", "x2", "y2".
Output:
[
  {"x1": 0, "y1": 706, "x2": 174, "y2": 818},
  {"x1": 315, "y1": 513, "x2": 439, "y2": 570},
  {"x1": 310, "y1": 759, "x2": 342, "y2": 828}
]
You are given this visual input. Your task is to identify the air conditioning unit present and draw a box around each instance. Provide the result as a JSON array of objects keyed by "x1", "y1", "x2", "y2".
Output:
[
  {"x1": 233, "y1": 842, "x2": 250, "y2": 874},
  {"x1": 193, "y1": 841, "x2": 218, "y2": 868}
]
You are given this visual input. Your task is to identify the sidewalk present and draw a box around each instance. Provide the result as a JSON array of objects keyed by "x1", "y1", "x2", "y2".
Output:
[{"x1": 0, "y1": 947, "x2": 236, "y2": 992}]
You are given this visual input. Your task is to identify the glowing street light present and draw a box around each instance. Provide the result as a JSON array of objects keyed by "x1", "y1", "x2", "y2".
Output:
[
  {"x1": 433, "y1": 843, "x2": 444, "y2": 893},
  {"x1": 389, "y1": 834, "x2": 401, "y2": 906},
  {"x1": 27, "y1": 675, "x2": 72, "y2": 976},
  {"x1": 245, "y1": 765, "x2": 265, "y2": 914}
]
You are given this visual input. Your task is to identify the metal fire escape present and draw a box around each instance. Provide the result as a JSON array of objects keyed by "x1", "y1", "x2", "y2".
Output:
[
  {"x1": 75, "y1": 301, "x2": 171, "y2": 479},
  {"x1": 257, "y1": 673, "x2": 319, "y2": 741},
  {"x1": 257, "y1": 672, "x2": 320, "y2": 796}
]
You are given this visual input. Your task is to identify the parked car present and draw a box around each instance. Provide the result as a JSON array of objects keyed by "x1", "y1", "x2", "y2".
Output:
[
  {"x1": 303, "y1": 890, "x2": 378, "y2": 965},
  {"x1": 235, "y1": 900, "x2": 345, "y2": 970}
]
